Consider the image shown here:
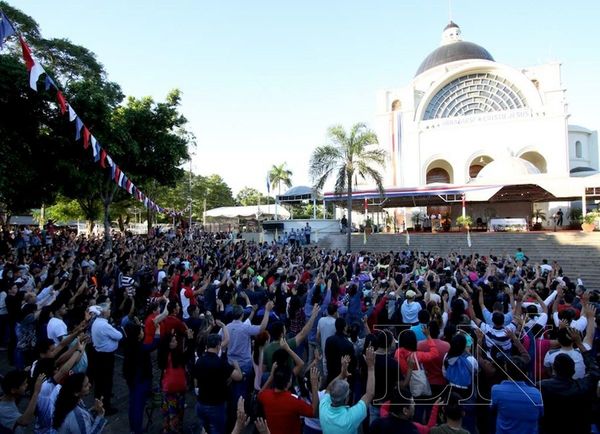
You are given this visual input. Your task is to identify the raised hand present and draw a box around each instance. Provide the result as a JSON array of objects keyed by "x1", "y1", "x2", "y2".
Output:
[
  {"x1": 567, "y1": 327, "x2": 583, "y2": 346},
  {"x1": 34, "y1": 373, "x2": 46, "y2": 393},
  {"x1": 340, "y1": 355, "x2": 351, "y2": 378},
  {"x1": 310, "y1": 366, "x2": 320, "y2": 390},
  {"x1": 279, "y1": 337, "x2": 290, "y2": 352},
  {"x1": 364, "y1": 346, "x2": 375, "y2": 369},
  {"x1": 235, "y1": 397, "x2": 250, "y2": 430},
  {"x1": 255, "y1": 418, "x2": 270, "y2": 434},
  {"x1": 93, "y1": 397, "x2": 105, "y2": 417}
]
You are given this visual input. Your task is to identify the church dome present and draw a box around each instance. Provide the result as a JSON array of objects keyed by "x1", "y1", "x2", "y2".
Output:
[
  {"x1": 416, "y1": 23, "x2": 494, "y2": 76},
  {"x1": 476, "y1": 156, "x2": 541, "y2": 180}
]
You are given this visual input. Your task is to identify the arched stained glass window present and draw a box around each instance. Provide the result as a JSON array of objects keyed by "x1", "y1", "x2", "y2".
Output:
[{"x1": 423, "y1": 73, "x2": 527, "y2": 120}]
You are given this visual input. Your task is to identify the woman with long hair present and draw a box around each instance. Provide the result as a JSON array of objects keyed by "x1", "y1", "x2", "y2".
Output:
[
  {"x1": 52, "y1": 373, "x2": 106, "y2": 433},
  {"x1": 123, "y1": 321, "x2": 160, "y2": 434},
  {"x1": 158, "y1": 332, "x2": 187, "y2": 434}
]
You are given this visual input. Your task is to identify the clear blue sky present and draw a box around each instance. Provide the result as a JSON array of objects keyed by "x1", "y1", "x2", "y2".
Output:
[{"x1": 12, "y1": 0, "x2": 600, "y2": 194}]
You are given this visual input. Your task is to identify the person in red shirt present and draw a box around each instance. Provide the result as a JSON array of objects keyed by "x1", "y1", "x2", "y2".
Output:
[
  {"x1": 416, "y1": 321, "x2": 450, "y2": 392},
  {"x1": 395, "y1": 327, "x2": 439, "y2": 376},
  {"x1": 160, "y1": 301, "x2": 190, "y2": 339},
  {"x1": 169, "y1": 267, "x2": 183, "y2": 303},
  {"x1": 258, "y1": 365, "x2": 319, "y2": 434},
  {"x1": 143, "y1": 300, "x2": 169, "y2": 345}
]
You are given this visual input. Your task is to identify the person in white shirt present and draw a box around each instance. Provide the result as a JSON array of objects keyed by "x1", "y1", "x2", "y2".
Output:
[
  {"x1": 400, "y1": 290, "x2": 422, "y2": 324},
  {"x1": 157, "y1": 267, "x2": 167, "y2": 285},
  {"x1": 47, "y1": 303, "x2": 68, "y2": 345},
  {"x1": 90, "y1": 303, "x2": 122, "y2": 415},
  {"x1": 552, "y1": 309, "x2": 587, "y2": 333},
  {"x1": 543, "y1": 327, "x2": 590, "y2": 379},
  {"x1": 317, "y1": 304, "x2": 338, "y2": 378},
  {"x1": 540, "y1": 259, "x2": 553, "y2": 274}
]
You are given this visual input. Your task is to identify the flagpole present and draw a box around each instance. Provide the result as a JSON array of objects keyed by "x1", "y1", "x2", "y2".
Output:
[{"x1": 404, "y1": 208, "x2": 410, "y2": 246}]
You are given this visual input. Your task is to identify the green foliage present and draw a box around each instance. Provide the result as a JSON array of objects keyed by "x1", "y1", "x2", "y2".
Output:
[
  {"x1": 569, "y1": 208, "x2": 582, "y2": 223},
  {"x1": 0, "y1": 2, "x2": 42, "y2": 41},
  {"x1": 0, "y1": 4, "x2": 193, "y2": 244},
  {"x1": 532, "y1": 209, "x2": 546, "y2": 222},
  {"x1": 310, "y1": 123, "x2": 385, "y2": 195},
  {"x1": 289, "y1": 203, "x2": 323, "y2": 219},
  {"x1": 411, "y1": 211, "x2": 422, "y2": 225},
  {"x1": 456, "y1": 215, "x2": 473, "y2": 227},
  {"x1": 236, "y1": 187, "x2": 274, "y2": 206},
  {"x1": 31, "y1": 197, "x2": 83, "y2": 224},
  {"x1": 309, "y1": 122, "x2": 386, "y2": 250},
  {"x1": 0, "y1": 55, "x2": 61, "y2": 213},
  {"x1": 583, "y1": 210, "x2": 600, "y2": 225},
  {"x1": 269, "y1": 163, "x2": 293, "y2": 195},
  {"x1": 154, "y1": 172, "x2": 235, "y2": 221}
]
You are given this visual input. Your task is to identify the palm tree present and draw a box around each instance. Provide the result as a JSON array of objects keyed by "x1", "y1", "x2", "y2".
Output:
[
  {"x1": 269, "y1": 163, "x2": 293, "y2": 220},
  {"x1": 309, "y1": 123, "x2": 386, "y2": 251},
  {"x1": 269, "y1": 163, "x2": 293, "y2": 196}
]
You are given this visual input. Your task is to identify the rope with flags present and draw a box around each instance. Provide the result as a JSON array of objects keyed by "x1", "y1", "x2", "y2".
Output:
[{"x1": 0, "y1": 11, "x2": 184, "y2": 218}]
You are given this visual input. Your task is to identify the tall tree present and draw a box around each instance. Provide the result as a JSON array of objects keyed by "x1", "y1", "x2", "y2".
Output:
[
  {"x1": 309, "y1": 123, "x2": 386, "y2": 251},
  {"x1": 236, "y1": 187, "x2": 275, "y2": 206},
  {"x1": 102, "y1": 91, "x2": 191, "y2": 238},
  {"x1": 268, "y1": 163, "x2": 293, "y2": 197},
  {"x1": 0, "y1": 2, "x2": 123, "y2": 229},
  {"x1": 153, "y1": 172, "x2": 235, "y2": 222}
]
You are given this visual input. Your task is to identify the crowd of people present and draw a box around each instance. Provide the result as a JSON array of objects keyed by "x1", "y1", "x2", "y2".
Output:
[{"x1": 0, "y1": 223, "x2": 598, "y2": 434}]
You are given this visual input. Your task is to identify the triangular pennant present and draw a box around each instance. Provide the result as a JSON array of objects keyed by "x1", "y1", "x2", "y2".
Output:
[
  {"x1": 99, "y1": 149, "x2": 107, "y2": 168},
  {"x1": 82, "y1": 127, "x2": 90, "y2": 149},
  {"x1": 91, "y1": 137, "x2": 100, "y2": 161},
  {"x1": 0, "y1": 12, "x2": 16, "y2": 49},
  {"x1": 29, "y1": 62, "x2": 45, "y2": 91},
  {"x1": 74, "y1": 118, "x2": 83, "y2": 140},
  {"x1": 56, "y1": 91, "x2": 67, "y2": 115},
  {"x1": 19, "y1": 37, "x2": 44, "y2": 90},
  {"x1": 106, "y1": 156, "x2": 116, "y2": 178},
  {"x1": 114, "y1": 166, "x2": 121, "y2": 183},
  {"x1": 19, "y1": 36, "x2": 34, "y2": 71},
  {"x1": 68, "y1": 105, "x2": 77, "y2": 122},
  {"x1": 44, "y1": 75, "x2": 57, "y2": 91},
  {"x1": 125, "y1": 179, "x2": 132, "y2": 194}
]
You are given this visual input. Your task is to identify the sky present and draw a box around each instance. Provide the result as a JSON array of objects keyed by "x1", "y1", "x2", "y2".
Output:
[{"x1": 11, "y1": 0, "x2": 600, "y2": 195}]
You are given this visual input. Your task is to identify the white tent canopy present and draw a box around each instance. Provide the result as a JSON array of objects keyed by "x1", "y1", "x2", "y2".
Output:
[{"x1": 205, "y1": 205, "x2": 290, "y2": 220}]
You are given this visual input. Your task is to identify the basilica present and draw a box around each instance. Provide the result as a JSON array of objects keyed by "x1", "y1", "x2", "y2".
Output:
[{"x1": 365, "y1": 21, "x2": 599, "y2": 223}]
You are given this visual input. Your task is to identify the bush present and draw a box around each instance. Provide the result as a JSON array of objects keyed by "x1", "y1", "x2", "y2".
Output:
[
  {"x1": 583, "y1": 211, "x2": 600, "y2": 225},
  {"x1": 456, "y1": 215, "x2": 473, "y2": 227}
]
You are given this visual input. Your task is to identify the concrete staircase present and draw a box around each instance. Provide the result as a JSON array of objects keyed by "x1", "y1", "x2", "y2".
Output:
[{"x1": 318, "y1": 232, "x2": 600, "y2": 290}]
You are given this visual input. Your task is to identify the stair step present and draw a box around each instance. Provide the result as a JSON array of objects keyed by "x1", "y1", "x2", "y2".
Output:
[{"x1": 318, "y1": 232, "x2": 600, "y2": 288}]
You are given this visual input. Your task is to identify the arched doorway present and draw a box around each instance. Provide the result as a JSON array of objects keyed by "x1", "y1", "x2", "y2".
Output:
[
  {"x1": 468, "y1": 155, "x2": 493, "y2": 179},
  {"x1": 519, "y1": 151, "x2": 547, "y2": 173},
  {"x1": 425, "y1": 160, "x2": 453, "y2": 227},
  {"x1": 426, "y1": 160, "x2": 453, "y2": 184}
]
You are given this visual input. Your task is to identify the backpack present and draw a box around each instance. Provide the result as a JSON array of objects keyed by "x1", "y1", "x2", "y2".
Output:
[{"x1": 445, "y1": 354, "x2": 473, "y2": 388}]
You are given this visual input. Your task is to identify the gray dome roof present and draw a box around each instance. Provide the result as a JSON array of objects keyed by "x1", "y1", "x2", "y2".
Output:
[
  {"x1": 282, "y1": 185, "x2": 314, "y2": 197},
  {"x1": 416, "y1": 41, "x2": 494, "y2": 76},
  {"x1": 570, "y1": 166, "x2": 597, "y2": 174}
]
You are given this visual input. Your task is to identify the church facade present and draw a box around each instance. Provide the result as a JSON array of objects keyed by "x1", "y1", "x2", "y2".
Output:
[{"x1": 374, "y1": 22, "x2": 599, "y2": 190}]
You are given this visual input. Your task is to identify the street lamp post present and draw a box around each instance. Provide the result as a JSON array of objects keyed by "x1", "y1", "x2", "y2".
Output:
[{"x1": 188, "y1": 152, "x2": 194, "y2": 240}]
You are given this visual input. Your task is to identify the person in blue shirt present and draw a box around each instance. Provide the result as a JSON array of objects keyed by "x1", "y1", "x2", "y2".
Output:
[
  {"x1": 400, "y1": 290, "x2": 422, "y2": 325},
  {"x1": 491, "y1": 355, "x2": 543, "y2": 434},
  {"x1": 409, "y1": 310, "x2": 430, "y2": 342}
]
